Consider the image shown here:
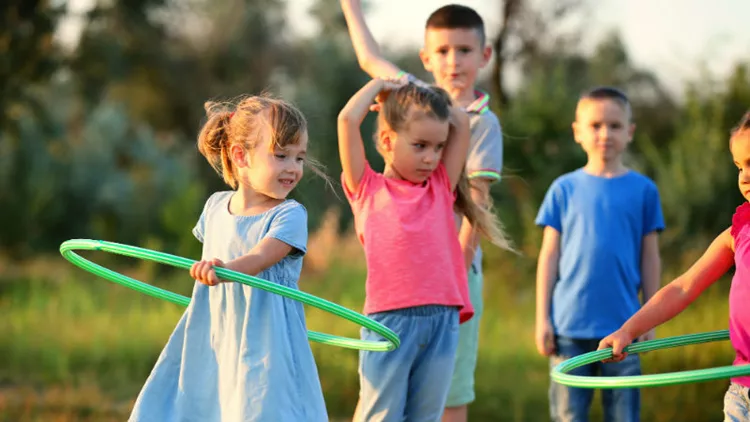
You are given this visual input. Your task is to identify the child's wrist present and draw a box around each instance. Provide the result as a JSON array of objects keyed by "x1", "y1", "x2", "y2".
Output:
[
  {"x1": 223, "y1": 259, "x2": 236, "y2": 273},
  {"x1": 621, "y1": 325, "x2": 639, "y2": 341}
]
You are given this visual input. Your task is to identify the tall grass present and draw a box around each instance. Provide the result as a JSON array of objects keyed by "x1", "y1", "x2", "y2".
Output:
[{"x1": 0, "y1": 221, "x2": 739, "y2": 421}]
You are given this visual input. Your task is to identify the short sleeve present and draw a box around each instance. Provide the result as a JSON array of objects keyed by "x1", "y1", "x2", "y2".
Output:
[
  {"x1": 192, "y1": 193, "x2": 220, "y2": 243},
  {"x1": 731, "y1": 203, "x2": 750, "y2": 239},
  {"x1": 642, "y1": 182, "x2": 666, "y2": 235},
  {"x1": 467, "y1": 114, "x2": 503, "y2": 183},
  {"x1": 341, "y1": 164, "x2": 377, "y2": 205},
  {"x1": 266, "y1": 202, "x2": 308, "y2": 257},
  {"x1": 535, "y1": 180, "x2": 564, "y2": 233}
]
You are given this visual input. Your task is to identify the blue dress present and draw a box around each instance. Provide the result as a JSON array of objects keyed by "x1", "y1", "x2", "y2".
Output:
[{"x1": 129, "y1": 192, "x2": 328, "y2": 422}]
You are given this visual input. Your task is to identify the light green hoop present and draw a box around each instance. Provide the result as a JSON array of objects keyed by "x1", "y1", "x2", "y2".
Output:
[
  {"x1": 551, "y1": 330, "x2": 750, "y2": 388},
  {"x1": 59, "y1": 239, "x2": 400, "y2": 352}
]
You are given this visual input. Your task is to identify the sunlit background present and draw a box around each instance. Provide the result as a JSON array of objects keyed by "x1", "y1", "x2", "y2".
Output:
[{"x1": 2, "y1": 0, "x2": 749, "y2": 420}]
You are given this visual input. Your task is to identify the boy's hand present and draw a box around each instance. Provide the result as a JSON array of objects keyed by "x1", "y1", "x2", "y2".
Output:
[
  {"x1": 190, "y1": 258, "x2": 225, "y2": 286},
  {"x1": 535, "y1": 319, "x2": 556, "y2": 356},
  {"x1": 598, "y1": 330, "x2": 634, "y2": 363}
]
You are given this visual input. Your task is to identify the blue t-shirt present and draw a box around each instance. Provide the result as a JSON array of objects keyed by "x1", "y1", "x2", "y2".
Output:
[{"x1": 535, "y1": 169, "x2": 665, "y2": 339}]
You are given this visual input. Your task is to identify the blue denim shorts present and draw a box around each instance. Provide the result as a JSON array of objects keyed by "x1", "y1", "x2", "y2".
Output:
[
  {"x1": 549, "y1": 336, "x2": 641, "y2": 422},
  {"x1": 724, "y1": 383, "x2": 750, "y2": 421},
  {"x1": 358, "y1": 305, "x2": 459, "y2": 422}
]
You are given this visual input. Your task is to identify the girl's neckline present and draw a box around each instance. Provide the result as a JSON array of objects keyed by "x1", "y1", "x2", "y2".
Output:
[
  {"x1": 382, "y1": 165, "x2": 430, "y2": 188},
  {"x1": 383, "y1": 175, "x2": 428, "y2": 188},
  {"x1": 225, "y1": 192, "x2": 289, "y2": 217}
]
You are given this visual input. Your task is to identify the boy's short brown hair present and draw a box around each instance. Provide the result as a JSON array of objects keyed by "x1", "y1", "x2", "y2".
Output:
[
  {"x1": 578, "y1": 86, "x2": 632, "y2": 120},
  {"x1": 425, "y1": 4, "x2": 486, "y2": 46}
]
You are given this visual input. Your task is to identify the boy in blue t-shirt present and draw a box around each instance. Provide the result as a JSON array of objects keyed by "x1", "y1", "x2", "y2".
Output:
[{"x1": 535, "y1": 87, "x2": 664, "y2": 421}]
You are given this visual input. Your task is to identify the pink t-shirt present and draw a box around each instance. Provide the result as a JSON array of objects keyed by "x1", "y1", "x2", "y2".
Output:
[
  {"x1": 730, "y1": 202, "x2": 750, "y2": 387},
  {"x1": 342, "y1": 163, "x2": 474, "y2": 323}
]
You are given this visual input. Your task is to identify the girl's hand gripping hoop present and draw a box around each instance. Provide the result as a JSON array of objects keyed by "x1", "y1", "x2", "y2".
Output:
[
  {"x1": 59, "y1": 239, "x2": 400, "y2": 352},
  {"x1": 551, "y1": 330, "x2": 750, "y2": 388}
]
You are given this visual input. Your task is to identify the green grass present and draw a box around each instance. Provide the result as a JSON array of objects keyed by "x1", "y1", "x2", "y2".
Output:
[{"x1": 0, "y1": 255, "x2": 739, "y2": 421}]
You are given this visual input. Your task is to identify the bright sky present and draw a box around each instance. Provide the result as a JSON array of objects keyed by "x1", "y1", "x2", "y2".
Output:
[
  {"x1": 289, "y1": 0, "x2": 750, "y2": 94},
  {"x1": 59, "y1": 0, "x2": 750, "y2": 95}
]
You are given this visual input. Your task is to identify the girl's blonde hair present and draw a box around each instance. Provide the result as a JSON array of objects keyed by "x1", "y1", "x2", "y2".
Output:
[
  {"x1": 197, "y1": 94, "x2": 327, "y2": 189},
  {"x1": 731, "y1": 111, "x2": 750, "y2": 145},
  {"x1": 377, "y1": 83, "x2": 514, "y2": 251}
]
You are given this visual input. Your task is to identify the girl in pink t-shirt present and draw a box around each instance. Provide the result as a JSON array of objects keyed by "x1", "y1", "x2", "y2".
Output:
[
  {"x1": 337, "y1": 76, "x2": 511, "y2": 421},
  {"x1": 598, "y1": 111, "x2": 750, "y2": 420}
]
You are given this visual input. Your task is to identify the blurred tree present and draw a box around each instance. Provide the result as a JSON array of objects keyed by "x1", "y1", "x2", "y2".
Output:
[
  {"x1": 71, "y1": 0, "x2": 290, "y2": 137},
  {"x1": 0, "y1": 0, "x2": 66, "y2": 256},
  {"x1": 0, "y1": 0, "x2": 64, "y2": 132},
  {"x1": 491, "y1": 0, "x2": 522, "y2": 107},
  {"x1": 69, "y1": 0, "x2": 297, "y2": 202},
  {"x1": 649, "y1": 64, "x2": 750, "y2": 252}
]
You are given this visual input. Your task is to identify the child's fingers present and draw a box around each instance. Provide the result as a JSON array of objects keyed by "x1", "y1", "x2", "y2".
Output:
[
  {"x1": 599, "y1": 336, "x2": 630, "y2": 363},
  {"x1": 612, "y1": 339, "x2": 628, "y2": 357},
  {"x1": 199, "y1": 261, "x2": 213, "y2": 285},
  {"x1": 189, "y1": 262, "x2": 198, "y2": 279},
  {"x1": 603, "y1": 352, "x2": 627, "y2": 363},
  {"x1": 535, "y1": 338, "x2": 549, "y2": 357},
  {"x1": 545, "y1": 332, "x2": 556, "y2": 355},
  {"x1": 379, "y1": 76, "x2": 407, "y2": 91},
  {"x1": 210, "y1": 259, "x2": 224, "y2": 284},
  {"x1": 192, "y1": 261, "x2": 208, "y2": 282},
  {"x1": 209, "y1": 270, "x2": 220, "y2": 286}
]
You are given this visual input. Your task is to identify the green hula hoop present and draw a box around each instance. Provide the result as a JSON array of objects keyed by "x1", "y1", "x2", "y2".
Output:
[
  {"x1": 59, "y1": 239, "x2": 400, "y2": 352},
  {"x1": 551, "y1": 330, "x2": 750, "y2": 388}
]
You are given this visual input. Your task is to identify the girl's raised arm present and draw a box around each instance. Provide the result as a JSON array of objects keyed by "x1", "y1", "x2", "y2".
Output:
[
  {"x1": 337, "y1": 78, "x2": 404, "y2": 192},
  {"x1": 441, "y1": 106, "x2": 471, "y2": 190}
]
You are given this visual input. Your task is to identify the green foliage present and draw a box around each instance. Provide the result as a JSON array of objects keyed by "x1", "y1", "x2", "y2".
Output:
[
  {"x1": 0, "y1": 0, "x2": 64, "y2": 131},
  {"x1": 0, "y1": 85, "x2": 201, "y2": 257},
  {"x1": 1, "y1": 1, "x2": 749, "y2": 418},
  {"x1": 0, "y1": 262, "x2": 737, "y2": 421}
]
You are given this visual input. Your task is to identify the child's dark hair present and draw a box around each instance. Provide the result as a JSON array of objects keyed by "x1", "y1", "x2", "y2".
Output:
[
  {"x1": 578, "y1": 86, "x2": 632, "y2": 117},
  {"x1": 197, "y1": 94, "x2": 327, "y2": 189},
  {"x1": 425, "y1": 4, "x2": 486, "y2": 46},
  {"x1": 378, "y1": 83, "x2": 514, "y2": 251},
  {"x1": 730, "y1": 111, "x2": 750, "y2": 146}
]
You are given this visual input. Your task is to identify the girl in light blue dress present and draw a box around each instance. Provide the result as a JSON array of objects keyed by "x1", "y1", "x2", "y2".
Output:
[{"x1": 129, "y1": 96, "x2": 329, "y2": 422}]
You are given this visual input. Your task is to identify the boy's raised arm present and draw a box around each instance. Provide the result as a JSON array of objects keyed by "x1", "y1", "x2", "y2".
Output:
[{"x1": 340, "y1": 0, "x2": 401, "y2": 78}]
